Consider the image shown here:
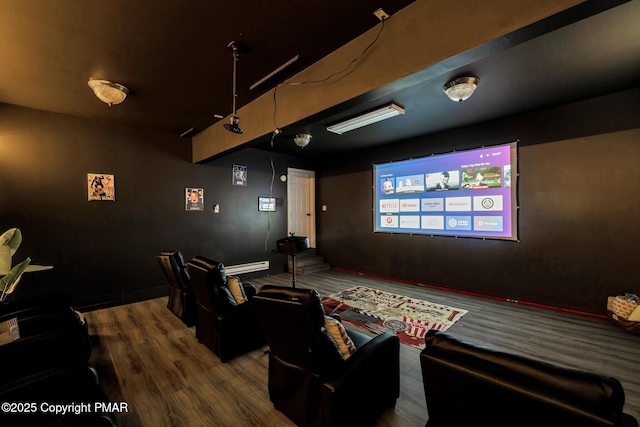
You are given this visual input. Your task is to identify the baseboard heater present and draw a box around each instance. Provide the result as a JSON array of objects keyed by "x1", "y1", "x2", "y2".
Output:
[{"x1": 225, "y1": 260, "x2": 269, "y2": 275}]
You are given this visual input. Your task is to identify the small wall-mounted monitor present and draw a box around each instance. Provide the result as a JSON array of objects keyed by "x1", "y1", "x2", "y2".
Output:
[{"x1": 258, "y1": 197, "x2": 276, "y2": 212}]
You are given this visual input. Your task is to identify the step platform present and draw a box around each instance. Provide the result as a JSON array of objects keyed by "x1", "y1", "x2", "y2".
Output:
[{"x1": 287, "y1": 249, "x2": 331, "y2": 276}]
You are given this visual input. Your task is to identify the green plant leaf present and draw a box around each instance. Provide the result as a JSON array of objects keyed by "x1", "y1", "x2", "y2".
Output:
[
  {"x1": 0, "y1": 245, "x2": 10, "y2": 276},
  {"x1": 0, "y1": 257, "x2": 31, "y2": 293},
  {"x1": 3, "y1": 273, "x2": 23, "y2": 298},
  {"x1": 0, "y1": 228, "x2": 22, "y2": 256},
  {"x1": 24, "y1": 264, "x2": 53, "y2": 272}
]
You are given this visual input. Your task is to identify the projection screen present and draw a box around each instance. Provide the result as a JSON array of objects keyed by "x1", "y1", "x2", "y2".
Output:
[{"x1": 373, "y1": 141, "x2": 518, "y2": 241}]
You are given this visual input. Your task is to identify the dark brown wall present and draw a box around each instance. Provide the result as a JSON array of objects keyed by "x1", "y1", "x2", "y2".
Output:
[
  {"x1": 0, "y1": 104, "x2": 308, "y2": 309},
  {"x1": 315, "y1": 88, "x2": 640, "y2": 314},
  {"x1": 3, "y1": 88, "x2": 639, "y2": 315}
]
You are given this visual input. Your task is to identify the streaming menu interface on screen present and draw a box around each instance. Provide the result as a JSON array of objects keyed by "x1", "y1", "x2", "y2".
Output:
[{"x1": 374, "y1": 143, "x2": 516, "y2": 239}]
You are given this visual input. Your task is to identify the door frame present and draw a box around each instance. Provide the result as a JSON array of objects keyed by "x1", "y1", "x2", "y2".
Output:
[{"x1": 287, "y1": 167, "x2": 316, "y2": 247}]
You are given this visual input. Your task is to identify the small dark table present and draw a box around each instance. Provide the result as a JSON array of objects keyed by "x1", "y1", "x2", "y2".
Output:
[{"x1": 275, "y1": 235, "x2": 310, "y2": 288}]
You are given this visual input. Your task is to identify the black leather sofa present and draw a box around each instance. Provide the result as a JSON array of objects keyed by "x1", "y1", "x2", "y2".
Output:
[{"x1": 420, "y1": 330, "x2": 638, "y2": 427}]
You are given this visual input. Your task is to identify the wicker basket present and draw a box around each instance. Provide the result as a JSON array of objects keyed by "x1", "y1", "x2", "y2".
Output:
[{"x1": 607, "y1": 295, "x2": 640, "y2": 335}]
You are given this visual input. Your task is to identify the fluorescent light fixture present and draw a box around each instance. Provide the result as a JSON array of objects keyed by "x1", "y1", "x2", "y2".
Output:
[{"x1": 326, "y1": 103, "x2": 405, "y2": 135}]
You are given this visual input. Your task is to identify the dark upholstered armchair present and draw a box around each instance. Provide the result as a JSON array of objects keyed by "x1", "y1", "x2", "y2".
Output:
[
  {"x1": 0, "y1": 296, "x2": 121, "y2": 426},
  {"x1": 254, "y1": 285, "x2": 400, "y2": 427},
  {"x1": 157, "y1": 250, "x2": 196, "y2": 326},
  {"x1": 186, "y1": 256, "x2": 265, "y2": 362},
  {"x1": 1, "y1": 364, "x2": 121, "y2": 426},
  {"x1": 420, "y1": 330, "x2": 638, "y2": 427}
]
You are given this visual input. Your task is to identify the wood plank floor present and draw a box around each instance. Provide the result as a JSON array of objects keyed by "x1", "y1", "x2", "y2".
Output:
[{"x1": 85, "y1": 270, "x2": 640, "y2": 426}]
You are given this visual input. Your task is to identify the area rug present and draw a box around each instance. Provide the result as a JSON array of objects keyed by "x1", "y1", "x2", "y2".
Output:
[{"x1": 321, "y1": 286, "x2": 468, "y2": 350}]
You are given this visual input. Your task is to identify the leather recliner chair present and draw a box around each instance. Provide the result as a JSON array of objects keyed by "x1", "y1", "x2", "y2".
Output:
[
  {"x1": 186, "y1": 256, "x2": 265, "y2": 362},
  {"x1": 0, "y1": 294, "x2": 120, "y2": 426},
  {"x1": 0, "y1": 311, "x2": 92, "y2": 385},
  {"x1": 1, "y1": 364, "x2": 121, "y2": 427},
  {"x1": 0, "y1": 292, "x2": 75, "y2": 315},
  {"x1": 420, "y1": 330, "x2": 638, "y2": 427},
  {"x1": 0, "y1": 292, "x2": 91, "y2": 372},
  {"x1": 156, "y1": 250, "x2": 196, "y2": 327},
  {"x1": 254, "y1": 285, "x2": 400, "y2": 427}
]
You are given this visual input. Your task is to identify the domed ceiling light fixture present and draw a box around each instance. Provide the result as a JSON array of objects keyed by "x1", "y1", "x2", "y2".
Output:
[
  {"x1": 294, "y1": 133, "x2": 312, "y2": 148},
  {"x1": 88, "y1": 79, "x2": 129, "y2": 106},
  {"x1": 224, "y1": 41, "x2": 243, "y2": 134},
  {"x1": 443, "y1": 77, "x2": 479, "y2": 102}
]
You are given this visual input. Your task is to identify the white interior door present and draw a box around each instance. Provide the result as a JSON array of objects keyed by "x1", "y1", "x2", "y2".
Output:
[{"x1": 287, "y1": 168, "x2": 316, "y2": 247}]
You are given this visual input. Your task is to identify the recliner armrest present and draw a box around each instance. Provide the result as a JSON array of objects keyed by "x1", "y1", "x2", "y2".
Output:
[
  {"x1": 324, "y1": 312, "x2": 341, "y2": 323},
  {"x1": 242, "y1": 283, "x2": 257, "y2": 299},
  {"x1": 323, "y1": 332, "x2": 399, "y2": 392},
  {"x1": 421, "y1": 331, "x2": 638, "y2": 427},
  {"x1": 216, "y1": 298, "x2": 257, "y2": 322},
  {"x1": 321, "y1": 332, "x2": 400, "y2": 427}
]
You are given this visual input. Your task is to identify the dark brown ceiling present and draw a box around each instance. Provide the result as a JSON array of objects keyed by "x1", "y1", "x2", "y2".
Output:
[
  {"x1": 254, "y1": 0, "x2": 640, "y2": 157},
  {"x1": 1, "y1": 1, "x2": 639, "y2": 159},
  {"x1": 0, "y1": 0, "x2": 413, "y2": 136}
]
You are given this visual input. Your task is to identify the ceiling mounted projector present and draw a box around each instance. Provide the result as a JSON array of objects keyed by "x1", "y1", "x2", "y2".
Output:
[
  {"x1": 224, "y1": 41, "x2": 243, "y2": 134},
  {"x1": 225, "y1": 115, "x2": 242, "y2": 134}
]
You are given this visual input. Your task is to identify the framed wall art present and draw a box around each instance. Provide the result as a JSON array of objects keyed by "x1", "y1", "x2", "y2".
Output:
[
  {"x1": 185, "y1": 188, "x2": 204, "y2": 211},
  {"x1": 88, "y1": 173, "x2": 115, "y2": 201},
  {"x1": 232, "y1": 165, "x2": 247, "y2": 186}
]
